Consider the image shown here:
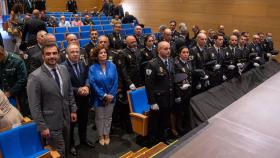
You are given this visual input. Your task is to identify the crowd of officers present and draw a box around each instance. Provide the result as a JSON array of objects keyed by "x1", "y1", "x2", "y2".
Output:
[{"x1": 0, "y1": 17, "x2": 277, "y2": 148}]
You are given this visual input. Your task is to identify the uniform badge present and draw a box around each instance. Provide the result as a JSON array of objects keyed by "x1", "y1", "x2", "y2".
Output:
[
  {"x1": 145, "y1": 52, "x2": 149, "y2": 57},
  {"x1": 159, "y1": 67, "x2": 163, "y2": 73},
  {"x1": 226, "y1": 52, "x2": 229, "y2": 56},
  {"x1": 189, "y1": 55, "x2": 194, "y2": 60},
  {"x1": 128, "y1": 55, "x2": 131, "y2": 59},
  {"x1": 211, "y1": 53, "x2": 214, "y2": 58},
  {"x1": 146, "y1": 69, "x2": 152, "y2": 75},
  {"x1": 182, "y1": 68, "x2": 186, "y2": 72},
  {"x1": 113, "y1": 37, "x2": 116, "y2": 41}
]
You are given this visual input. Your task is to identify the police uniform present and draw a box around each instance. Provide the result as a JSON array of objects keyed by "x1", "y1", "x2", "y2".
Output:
[
  {"x1": 222, "y1": 46, "x2": 239, "y2": 80},
  {"x1": 145, "y1": 57, "x2": 175, "y2": 142},
  {"x1": 107, "y1": 32, "x2": 126, "y2": 51},
  {"x1": 171, "y1": 30, "x2": 180, "y2": 42},
  {"x1": 133, "y1": 35, "x2": 145, "y2": 49},
  {"x1": 140, "y1": 47, "x2": 156, "y2": 83},
  {"x1": 235, "y1": 45, "x2": 250, "y2": 73},
  {"x1": 84, "y1": 40, "x2": 98, "y2": 57},
  {"x1": 0, "y1": 52, "x2": 28, "y2": 115},
  {"x1": 174, "y1": 57, "x2": 193, "y2": 131},
  {"x1": 206, "y1": 37, "x2": 214, "y2": 48},
  {"x1": 189, "y1": 45, "x2": 210, "y2": 95},
  {"x1": 26, "y1": 44, "x2": 43, "y2": 74},
  {"x1": 118, "y1": 47, "x2": 143, "y2": 89},
  {"x1": 205, "y1": 46, "x2": 224, "y2": 87}
]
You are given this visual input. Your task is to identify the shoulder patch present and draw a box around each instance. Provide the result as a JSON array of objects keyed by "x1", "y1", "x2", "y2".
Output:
[{"x1": 146, "y1": 69, "x2": 152, "y2": 75}]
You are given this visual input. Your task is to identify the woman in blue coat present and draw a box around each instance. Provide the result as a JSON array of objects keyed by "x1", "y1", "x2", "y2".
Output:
[{"x1": 89, "y1": 46, "x2": 118, "y2": 146}]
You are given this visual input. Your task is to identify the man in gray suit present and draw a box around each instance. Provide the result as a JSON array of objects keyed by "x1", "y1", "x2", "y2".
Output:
[{"x1": 27, "y1": 43, "x2": 77, "y2": 157}]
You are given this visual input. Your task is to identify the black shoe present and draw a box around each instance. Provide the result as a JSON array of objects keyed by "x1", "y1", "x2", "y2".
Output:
[
  {"x1": 80, "y1": 140, "x2": 95, "y2": 148},
  {"x1": 70, "y1": 146, "x2": 77, "y2": 156}
]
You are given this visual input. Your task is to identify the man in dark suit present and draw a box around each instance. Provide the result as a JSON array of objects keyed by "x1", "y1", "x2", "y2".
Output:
[
  {"x1": 66, "y1": 0, "x2": 78, "y2": 13},
  {"x1": 26, "y1": 30, "x2": 47, "y2": 74},
  {"x1": 27, "y1": 43, "x2": 77, "y2": 157},
  {"x1": 21, "y1": 9, "x2": 47, "y2": 47},
  {"x1": 169, "y1": 20, "x2": 180, "y2": 41},
  {"x1": 62, "y1": 43, "x2": 94, "y2": 156}
]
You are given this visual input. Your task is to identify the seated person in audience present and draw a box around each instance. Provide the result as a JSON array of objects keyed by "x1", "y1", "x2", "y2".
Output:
[
  {"x1": 82, "y1": 9, "x2": 91, "y2": 16},
  {"x1": 0, "y1": 89, "x2": 23, "y2": 129},
  {"x1": 91, "y1": 6, "x2": 100, "y2": 16},
  {"x1": 58, "y1": 15, "x2": 71, "y2": 27},
  {"x1": 110, "y1": 15, "x2": 122, "y2": 25},
  {"x1": 71, "y1": 14, "x2": 83, "y2": 27},
  {"x1": 47, "y1": 16, "x2": 58, "y2": 27},
  {"x1": 40, "y1": 10, "x2": 49, "y2": 22},
  {"x1": 122, "y1": 11, "x2": 138, "y2": 24},
  {"x1": 83, "y1": 15, "x2": 94, "y2": 25}
]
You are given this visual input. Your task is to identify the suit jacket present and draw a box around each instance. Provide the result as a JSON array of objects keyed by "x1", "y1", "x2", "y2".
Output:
[
  {"x1": 26, "y1": 44, "x2": 43, "y2": 74},
  {"x1": 62, "y1": 60, "x2": 89, "y2": 98},
  {"x1": 27, "y1": 64, "x2": 77, "y2": 131},
  {"x1": 22, "y1": 17, "x2": 47, "y2": 46}
]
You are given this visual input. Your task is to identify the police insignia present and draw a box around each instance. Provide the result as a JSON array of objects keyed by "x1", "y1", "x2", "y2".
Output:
[
  {"x1": 113, "y1": 37, "x2": 116, "y2": 41},
  {"x1": 159, "y1": 67, "x2": 163, "y2": 72},
  {"x1": 226, "y1": 52, "x2": 229, "y2": 56},
  {"x1": 211, "y1": 53, "x2": 214, "y2": 58},
  {"x1": 128, "y1": 55, "x2": 131, "y2": 59},
  {"x1": 146, "y1": 69, "x2": 152, "y2": 75},
  {"x1": 145, "y1": 53, "x2": 148, "y2": 57},
  {"x1": 189, "y1": 55, "x2": 194, "y2": 60}
]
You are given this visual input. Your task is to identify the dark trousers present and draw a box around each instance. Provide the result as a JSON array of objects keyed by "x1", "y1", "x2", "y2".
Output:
[
  {"x1": 70, "y1": 98, "x2": 89, "y2": 146},
  {"x1": 149, "y1": 107, "x2": 171, "y2": 141}
]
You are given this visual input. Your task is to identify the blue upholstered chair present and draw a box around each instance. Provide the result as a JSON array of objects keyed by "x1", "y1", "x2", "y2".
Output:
[
  {"x1": 143, "y1": 27, "x2": 152, "y2": 35},
  {"x1": 127, "y1": 87, "x2": 150, "y2": 136},
  {"x1": 80, "y1": 31, "x2": 90, "y2": 39},
  {"x1": 0, "y1": 122, "x2": 58, "y2": 158},
  {"x1": 80, "y1": 25, "x2": 91, "y2": 32},
  {"x1": 79, "y1": 38, "x2": 90, "y2": 47},
  {"x1": 54, "y1": 27, "x2": 67, "y2": 33},
  {"x1": 68, "y1": 26, "x2": 80, "y2": 33}
]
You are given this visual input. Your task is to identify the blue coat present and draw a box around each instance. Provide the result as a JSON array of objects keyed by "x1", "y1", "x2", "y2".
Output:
[{"x1": 89, "y1": 61, "x2": 118, "y2": 107}]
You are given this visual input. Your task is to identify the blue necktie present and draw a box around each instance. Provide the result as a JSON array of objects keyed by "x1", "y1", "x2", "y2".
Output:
[{"x1": 73, "y1": 63, "x2": 80, "y2": 78}]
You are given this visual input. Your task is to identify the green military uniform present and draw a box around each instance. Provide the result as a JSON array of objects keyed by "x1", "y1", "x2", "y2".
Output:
[{"x1": 0, "y1": 52, "x2": 28, "y2": 115}]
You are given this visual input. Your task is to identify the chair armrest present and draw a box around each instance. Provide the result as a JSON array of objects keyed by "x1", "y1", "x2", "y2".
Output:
[
  {"x1": 129, "y1": 112, "x2": 148, "y2": 119},
  {"x1": 45, "y1": 145, "x2": 61, "y2": 158}
]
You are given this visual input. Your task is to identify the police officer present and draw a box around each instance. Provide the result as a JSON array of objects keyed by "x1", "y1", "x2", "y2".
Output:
[
  {"x1": 169, "y1": 20, "x2": 180, "y2": 41},
  {"x1": 189, "y1": 33, "x2": 210, "y2": 95},
  {"x1": 26, "y1": 30, "x2": 47, "y2": 74},
  {"x1": 174, "y1": 46, "x2": 193, "y2": 134},
  {"x1": 145, "y1": 41, "x2": 175, "y2": 143},
  {"x1": 140, "y1": 35, "x2": 157, "y2": 83},
  {"x1": 161, "y1": 28, "x2": 177, "y2": 58},
  {"x1": 205, "y1": 33, "x2": 225, "y2": 87},
  {"x1": 84, "y1": 29, "x2": 99, "y2": 57},
  {"x1": 133, "y1": 25, "x2": 145, "y2": 49},
  {"x1": 223, "y1": 35, "x2": 240, "y2": 80},
  {"x1": 0, "y1": 45, "x2": 28, "y2": 115},
  {"x1": 107, "y1": 22, "x2": 126, "y2": 51},
  {"x1": 66, "y1": 0, "x2": 78, "y2": 13},
  {"x1": 236, "y1": 35, "x2": 250, "y2": 73}
]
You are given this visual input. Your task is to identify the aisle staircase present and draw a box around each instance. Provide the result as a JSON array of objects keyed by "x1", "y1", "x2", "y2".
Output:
[{"x1": 120, "y1": 142, "x2": 171, "y2": 158}]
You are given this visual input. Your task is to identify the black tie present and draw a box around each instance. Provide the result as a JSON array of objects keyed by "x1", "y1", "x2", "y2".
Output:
[
  {"x1": 73, "y1": 63, "x2": 80, "y2": 78},
  {"x1": 52, "y1": 68, "x2": 60, "y2": 89},
  {"x1": 165, "y1": 60, "x2": 169, "y2": 71}
]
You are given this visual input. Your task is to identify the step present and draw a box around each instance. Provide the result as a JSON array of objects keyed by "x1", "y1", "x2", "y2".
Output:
[
  {"x1": 133, "y1": 147, "x2": 148, "y2": 157},
  {"x1": 137, "y1": 142, "x2": 168, "y2": 158},
  {"x1": 119, "y1": 151, "x2": 134, "y2": 158}
]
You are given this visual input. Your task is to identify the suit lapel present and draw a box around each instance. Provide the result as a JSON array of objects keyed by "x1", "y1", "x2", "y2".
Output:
[{"x1": 41, "y1": 65, "x2": 63, "y2": 97}]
